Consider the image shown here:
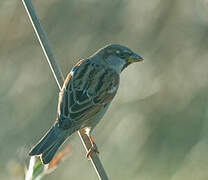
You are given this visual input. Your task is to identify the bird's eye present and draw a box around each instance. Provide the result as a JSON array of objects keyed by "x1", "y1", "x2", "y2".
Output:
[
  {"x1": 119, "y1": 51, "x2": 132, "y2": 59},
  {"x1": 116, "y1": 50, "x2": 120, "y2": 54},
  {"x1": 114, "y1": 49, "x2": 133, "y2": 59}
]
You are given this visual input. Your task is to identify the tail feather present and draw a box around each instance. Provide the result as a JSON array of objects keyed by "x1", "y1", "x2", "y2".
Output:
[
  {"x1": 41, "y1": 138, "x2": 65, "y2": 164},
  {"x1": 29, "y1": 124, "x2": 68, "y2": 164}
]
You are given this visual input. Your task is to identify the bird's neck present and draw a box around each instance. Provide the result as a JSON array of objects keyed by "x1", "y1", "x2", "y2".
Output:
[{"x1": 105, "y1": 55, "x2": 126, "y2": 74}]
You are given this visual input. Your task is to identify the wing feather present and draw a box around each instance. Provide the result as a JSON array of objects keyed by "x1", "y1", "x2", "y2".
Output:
[{"x1": 57, "y1": 59, "x2": 119, "y2": 129}]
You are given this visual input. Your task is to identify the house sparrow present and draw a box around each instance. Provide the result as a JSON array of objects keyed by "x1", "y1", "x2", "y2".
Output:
[{"x1": 29, "y1": 44, "x2": 144, "y2": 164}]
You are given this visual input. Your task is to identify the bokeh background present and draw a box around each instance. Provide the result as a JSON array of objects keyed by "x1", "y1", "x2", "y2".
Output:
[{"x1": 1, "y1": 0, "x2": 208, "y2": 179}]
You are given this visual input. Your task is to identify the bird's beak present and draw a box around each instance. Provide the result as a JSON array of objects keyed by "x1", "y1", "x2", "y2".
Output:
[{"x1": 128, "y1": 53, "x2": 144, "y2": 63}]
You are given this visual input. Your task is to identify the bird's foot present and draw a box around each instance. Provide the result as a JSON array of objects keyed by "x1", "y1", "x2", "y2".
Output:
[{"x1": 86, "y1": 143, "x2": 99, "y2": 158}]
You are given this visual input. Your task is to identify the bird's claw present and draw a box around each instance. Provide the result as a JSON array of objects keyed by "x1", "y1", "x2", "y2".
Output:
[{"x1": 86, "y1": 144, "x2": 99, "y2": 158}]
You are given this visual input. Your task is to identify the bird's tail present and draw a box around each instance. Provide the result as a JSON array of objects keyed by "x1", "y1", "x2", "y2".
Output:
[{"x1": 29, "y1": 123, "x2": 68, "y2": 164}]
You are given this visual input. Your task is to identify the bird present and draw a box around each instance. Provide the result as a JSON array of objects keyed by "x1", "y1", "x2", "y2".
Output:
[{"x1": 29, "y1": 44, "x2": 144, "y2": 164}]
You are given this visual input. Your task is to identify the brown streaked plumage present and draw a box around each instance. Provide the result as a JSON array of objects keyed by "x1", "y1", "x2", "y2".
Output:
[{"x1": 29, "y1": 44, "x2": 143, "y2": 164}]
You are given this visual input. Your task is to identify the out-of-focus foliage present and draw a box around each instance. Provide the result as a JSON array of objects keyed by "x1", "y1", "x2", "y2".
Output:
[{"x1": 1, "y1": 0, "x2": 208, "y2": 179}]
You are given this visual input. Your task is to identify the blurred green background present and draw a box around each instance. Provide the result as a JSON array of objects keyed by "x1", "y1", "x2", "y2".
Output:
[{"x1": 1, "y1": 0, "x2": 208, "y2": 179}]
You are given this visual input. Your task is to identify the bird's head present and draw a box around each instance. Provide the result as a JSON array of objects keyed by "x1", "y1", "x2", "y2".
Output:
[{"x1": 93, "y1": 44, "x2": 144, "y2": 73}]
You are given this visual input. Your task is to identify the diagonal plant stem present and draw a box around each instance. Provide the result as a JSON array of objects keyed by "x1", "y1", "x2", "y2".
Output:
[
  {"x1": 25, "y1": 156, "x2": 36, "y2": 180},
  {"x1": 21, "y1": 0, "x2": 109, "y2": 179},
  {"x1": 21, "y1": 0, "x2": 64, "y2": 89}
]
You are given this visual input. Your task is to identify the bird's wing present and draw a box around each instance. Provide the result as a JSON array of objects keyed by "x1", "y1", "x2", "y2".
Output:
[{"x1": 57, "y1": 59, "x2": 119, "y2": 128}]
